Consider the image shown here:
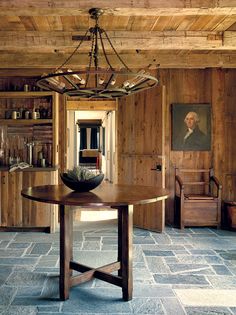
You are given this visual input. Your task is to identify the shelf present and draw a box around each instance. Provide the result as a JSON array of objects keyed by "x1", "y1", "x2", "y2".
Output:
[
  {"x1": 0, "y1": 91, "x2": 55, "y2": 98},
  {"x1": 0, "y1": 165, "x2": 59, "y2": 172},
  {"x1": 0, "y1": 119, "x2": 52, "y2": 125}
]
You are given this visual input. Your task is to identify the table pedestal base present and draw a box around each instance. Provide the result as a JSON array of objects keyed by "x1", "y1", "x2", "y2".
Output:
[{"x1": 59, "y1": 204, "x2": 133, "y2": 301}]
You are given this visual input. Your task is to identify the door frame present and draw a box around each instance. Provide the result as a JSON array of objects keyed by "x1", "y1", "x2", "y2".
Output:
[{"x1": 65, "y1": 99, "x2": 118, "y2": 180}]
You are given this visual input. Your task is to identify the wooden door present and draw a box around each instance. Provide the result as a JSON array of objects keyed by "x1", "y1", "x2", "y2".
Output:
[{"x1": 117, "y1": 86, "x2": 166, "y2": 232}]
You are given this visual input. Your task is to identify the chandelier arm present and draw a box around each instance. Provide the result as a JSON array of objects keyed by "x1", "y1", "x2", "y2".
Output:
[
  {"x1": 99, "y1": 28, "x2": 113, "y2": 70},
  {"x1": 103, "y1": 29, "x2": 131, "y2": 72},
  {"x1": 129, "y1": 76, "x2": 157, "y2": 91},
  {"x1": 55, "y1": 29, "x2": 89, "y2": 73},
  {"x1": 98, "y1": 28, "x2": 117, "y2": 89},
  {"x1": 85, "y1": 29, "x2": 96, "y2": 88},
  {"x1": 129, "y1": 79, "x2": 150, "y2": 91},
  {"x1": 63, "y1": 75, "x2": 79, "y2": 90}
]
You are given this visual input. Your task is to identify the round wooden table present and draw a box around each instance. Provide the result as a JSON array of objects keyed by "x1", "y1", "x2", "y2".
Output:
[{"x1": 22, "y1": 182, "x2": 168, "y2": 301}]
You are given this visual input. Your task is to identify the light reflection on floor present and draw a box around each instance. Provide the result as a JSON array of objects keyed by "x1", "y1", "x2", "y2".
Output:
[{"x1": 79, "y1": 209, "x2": 117, "y2": 221}]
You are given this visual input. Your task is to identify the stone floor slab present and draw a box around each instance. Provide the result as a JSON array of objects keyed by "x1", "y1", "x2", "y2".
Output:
[
  {"x1": 154, "y1": 274, "x2": 209, "y2": 285},
  {"x1": 2, "y1": 306, "x2": 37, "y2": 315},
  {"x1": 161, "y1": 297, "x2": 186, "y2": 315},
  {"x1": 130, "y1": 297, "x2": 165, "y2": 314}
]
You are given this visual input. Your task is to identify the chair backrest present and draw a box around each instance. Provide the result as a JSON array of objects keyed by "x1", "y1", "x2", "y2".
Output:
[{"x1": 175, "y1": 168, "x2": 212, "y2": 195}]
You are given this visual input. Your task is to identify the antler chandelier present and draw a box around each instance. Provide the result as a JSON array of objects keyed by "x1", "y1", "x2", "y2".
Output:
[{"x1": 37, "y1": 8, "x2": 158, "y2": 99}]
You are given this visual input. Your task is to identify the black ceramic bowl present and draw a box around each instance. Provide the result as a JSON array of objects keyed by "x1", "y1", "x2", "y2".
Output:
[{"x1": 60, "y1": 172, "x2": 104, "y2": 192}]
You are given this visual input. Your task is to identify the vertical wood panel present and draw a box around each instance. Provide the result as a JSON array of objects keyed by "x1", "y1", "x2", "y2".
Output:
[
  {"x1": 58, "y1": 94, "x2": 67, "y2": 173},
  {"x1": 212, "y1": 69, "x2": 236, "y2": 201},
  {"x1": 117, "y1": 82, "x2": 165, "y2": 232},
  {"x1": 22, "y1": 171, "x2": 57, "y2": 227},
  {"x1": 212, "y1": 68, "x2": 225, "y2": 191},
  {"x1": 8, "y1": 172, "x2": 16, "y2": 225},
  {"x1": 1, "y1": 171, "x2": 8, "y2": 226},
  {"x1": 15, "y1": 172, "x2": 23, "y2": 226}
]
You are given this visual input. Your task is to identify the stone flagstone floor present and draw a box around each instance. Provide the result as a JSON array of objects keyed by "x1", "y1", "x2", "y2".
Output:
[{"x1": 0, "y1": 219, "x2": 236, "y2": 315}]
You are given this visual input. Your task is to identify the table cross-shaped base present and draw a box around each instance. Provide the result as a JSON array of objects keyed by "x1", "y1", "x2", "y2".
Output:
[{"x1": 59, "y1": 204, "x2": 133, "y2": 301}]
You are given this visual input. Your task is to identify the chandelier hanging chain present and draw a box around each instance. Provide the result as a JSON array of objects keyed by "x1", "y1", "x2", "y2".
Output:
[
  {"x1": 94, "y1": 25, "x2": 99, "y2": 87},
  {"x1": 94, "y1": 14, "x2": 99, "y2": 71},
  {"x1": 36, "y1": 7, "x2": 158, "y2": 99},
  {"x1": 85, "y1": 28, "x2": 96, "y2": 88}
]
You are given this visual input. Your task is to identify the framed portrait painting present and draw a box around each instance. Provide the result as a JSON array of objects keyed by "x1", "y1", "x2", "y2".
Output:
[{"x1": 171, "y1": 103, "x2": 211, "y2": 151}]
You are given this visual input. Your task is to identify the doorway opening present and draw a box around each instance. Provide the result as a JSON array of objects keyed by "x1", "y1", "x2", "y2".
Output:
[{"x1": 66, "y1": 109, "x2": 117, "y2": 222}]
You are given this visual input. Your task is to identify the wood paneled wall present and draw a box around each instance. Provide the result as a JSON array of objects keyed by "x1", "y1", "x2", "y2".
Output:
[
  {"x1": 1, "y1": 70, "x2": 236, "y2": 227},
  {"x1": 117, "y1": 68, "x2": 236, "y2": 225}
]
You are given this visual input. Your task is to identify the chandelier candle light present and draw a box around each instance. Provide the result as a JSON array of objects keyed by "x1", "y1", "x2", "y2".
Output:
[{"x1": 37, "y1": 8, "x2": 158, "y2": 99}]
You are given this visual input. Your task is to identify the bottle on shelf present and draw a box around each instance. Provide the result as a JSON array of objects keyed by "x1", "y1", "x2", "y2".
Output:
[
  {"x1": 0, "y1": 127, "x2": 4, "y2": 165},
  {"x1": 39, "y1": 106, "x2": 48, "y2": 119},
  {"x1": 35, "y1": 108, "x2": 40, "y2": 119},
  {"x1": 25, "y1": 141, "x2": 35, "y2": 165},
  {"x1": 0, "y1": 145, "x2": 4, "y2": 165},
  {"x1": 47, "y1": 143, "x2": 52, "y2": 166}
]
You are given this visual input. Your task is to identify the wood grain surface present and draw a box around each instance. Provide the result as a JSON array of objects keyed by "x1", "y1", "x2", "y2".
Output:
[{"x1": 21, "y1": 182, "x2": 168, "y2": 207}]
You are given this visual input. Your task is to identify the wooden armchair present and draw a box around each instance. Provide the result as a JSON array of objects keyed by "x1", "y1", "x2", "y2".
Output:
[{"x1": 175, "y1": 168, "x2": 222, "y2": 229}]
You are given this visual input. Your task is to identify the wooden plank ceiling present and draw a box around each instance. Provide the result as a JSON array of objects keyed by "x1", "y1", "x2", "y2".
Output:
[{"x1": 0, "y1": 0, "x2": 236, "y2": 76}]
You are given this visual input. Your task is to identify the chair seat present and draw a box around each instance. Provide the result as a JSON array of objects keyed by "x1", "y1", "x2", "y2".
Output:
[{"x1": 184, "y1": 194, "x2": 214, "y2": 200}]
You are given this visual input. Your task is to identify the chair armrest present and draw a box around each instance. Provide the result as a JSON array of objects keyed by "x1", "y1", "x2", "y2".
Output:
[
  {"x1": 210, "y1": 176, "x2": 222, "y2": 190},
  {"x1": 176, "y1": 175, "x2": 184, "y2": 189}
]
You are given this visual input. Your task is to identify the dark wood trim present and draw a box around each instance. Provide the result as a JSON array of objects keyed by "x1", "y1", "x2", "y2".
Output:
[
  {"x1": 59, "y1": 205, "x2": 72, "y2": 301},
  {"x1": 117, "y1": 207, "x2": 123, "y2": 277},
  {"x1": 121, "y1": 205, "x2": 133, "y2": 301},
  {"x1": 70, "y1": 261, "x2": 122, "y2": 287},
  {"x1": 0, "y1": 226, "x2": 50, "y2": 233}
]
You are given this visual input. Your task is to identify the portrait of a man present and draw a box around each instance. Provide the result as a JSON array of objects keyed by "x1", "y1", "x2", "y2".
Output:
[{"x1": 172, "y1": 104, "x2": 211, "y2": 151}]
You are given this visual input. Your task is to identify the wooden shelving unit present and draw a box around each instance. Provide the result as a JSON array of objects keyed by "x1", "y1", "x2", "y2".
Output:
[{"x1": 0, "y1": 91, "x2": 59, "y2": 232}]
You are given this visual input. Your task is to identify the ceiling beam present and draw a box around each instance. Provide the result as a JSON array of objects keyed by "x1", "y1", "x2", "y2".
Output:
[
  {"x1": 67, "y1": 100, "x2": 117, "y2": 111},
  {"x1": 0, "y1": 31, "x2": 235, "y2": 51},
  {"x1": 0, "y1": 1, "x2": 236, "y2": 15},
  {"x1": 0, "y1": 8, "x2": 236, "y2": 16},
  {"x1": 0, "y1": 52, "x2": 235, "y2": 73}
]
